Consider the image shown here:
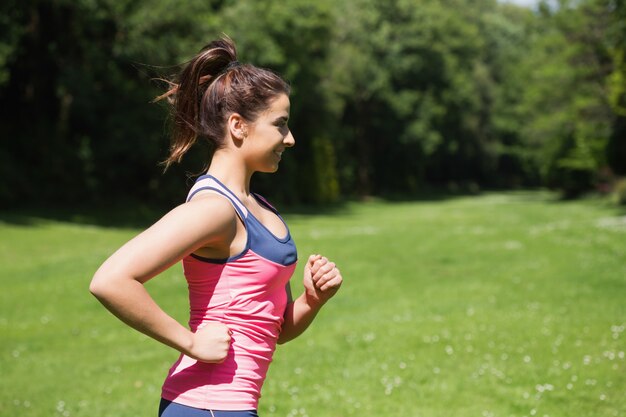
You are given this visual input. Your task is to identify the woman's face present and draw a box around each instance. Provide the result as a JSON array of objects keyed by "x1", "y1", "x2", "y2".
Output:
[{"x1": 244, "y1": 94, "x2": 294, "y2": 173}]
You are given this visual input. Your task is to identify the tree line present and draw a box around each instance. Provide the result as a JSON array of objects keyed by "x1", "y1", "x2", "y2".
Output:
[{"x1": 1, "y1": 0, "x2": 625, "y2": 206}]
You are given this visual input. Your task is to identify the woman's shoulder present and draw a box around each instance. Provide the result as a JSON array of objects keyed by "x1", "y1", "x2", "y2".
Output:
[
  {"x1": 185, "y1": 191, "x2": 240, "y2": 226},
  {"x1": 166, "y1": 193, "x2": 241, "y2": 252},
  {"x1": 151, "y1": 192, "x2": 240, "y2": 243}
]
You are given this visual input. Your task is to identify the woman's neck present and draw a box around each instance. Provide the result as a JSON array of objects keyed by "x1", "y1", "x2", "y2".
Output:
[{"x1": 206, "y1": 150, "x2": 252, "y2": 197}]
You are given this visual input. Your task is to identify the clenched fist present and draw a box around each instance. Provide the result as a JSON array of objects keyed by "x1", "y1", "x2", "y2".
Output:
[
  {"x1": 187, "y1": 321, "x2": 232, "y2": 363},
  {"x1": 303, "y1": 254, "x2": 343, "y2": 307}
]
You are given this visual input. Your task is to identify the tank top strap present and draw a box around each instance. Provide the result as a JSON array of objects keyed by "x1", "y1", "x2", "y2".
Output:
[
  {"x1": 252, "y1": 193, "x2": 278, "y2": 213},
  {"x1": 186, "y1": 175, "x2": 249, "y2": 220}
]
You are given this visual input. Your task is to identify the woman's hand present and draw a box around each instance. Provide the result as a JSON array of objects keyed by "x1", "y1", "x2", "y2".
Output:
[
  {"x1": 302, "y1": 254, "x2": 343, "y2": 308},
  {"x1": 278, "y1": 255, "x2": 343, "y2": 344},
  {"x1": 187, "y1": 322, "x2": 233, "y2": 363}
]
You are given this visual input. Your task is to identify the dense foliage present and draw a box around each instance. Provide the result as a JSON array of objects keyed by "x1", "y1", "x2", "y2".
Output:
[{"x1": 1, "y1": 0, "x2": 624, "y2": 205}]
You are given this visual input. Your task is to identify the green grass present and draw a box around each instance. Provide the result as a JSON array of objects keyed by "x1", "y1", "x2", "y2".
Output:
[{"x1": 1, "y1": 191, "x2": 625, "y2": 417}]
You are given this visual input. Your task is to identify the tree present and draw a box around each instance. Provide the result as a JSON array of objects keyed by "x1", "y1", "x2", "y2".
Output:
[
  {"x1": 219, "y1": 0, "x2": 340, "y2": 204},
  {"x1": 0, "y1": 0, "x2": 224, "y2": 206},
  {"x1": 516, "y1": 0, "x2": 615, "y2": 196},
  {"x1": 606, "y1": 0, "x2": 626, "y2": 175}
]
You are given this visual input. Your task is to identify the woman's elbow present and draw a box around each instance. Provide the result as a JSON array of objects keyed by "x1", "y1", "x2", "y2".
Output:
[
  {"x1": 89, "y1": 269, "x2": 114, "y2": 300},
  {"x1": 89, "y1": 275, "x2": 105, "y2": 298},
  {"x1": 277, "y1": 330, "x2": 294, "y2": 345}
]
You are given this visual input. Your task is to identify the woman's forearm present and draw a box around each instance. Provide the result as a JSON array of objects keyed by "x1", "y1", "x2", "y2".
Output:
[
  {"x1": 90, "y1": 274, "x2": 194, "y2": 354},
  {"x1": 278, "y1": 254, "x2": 343, "y2": 344},
  {"x1": 277, "y1": 293, "x2": 323, "y2": 344}
]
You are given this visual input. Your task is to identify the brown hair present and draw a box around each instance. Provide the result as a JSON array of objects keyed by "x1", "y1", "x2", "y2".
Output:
[{"x1": 156, "y1": 36, "x2": 290, "y2": 169}]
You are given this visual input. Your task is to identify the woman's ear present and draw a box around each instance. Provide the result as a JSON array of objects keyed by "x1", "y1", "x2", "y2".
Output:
[{"x1": 227, "y1": 113, "x2": 248, "y2": 141}]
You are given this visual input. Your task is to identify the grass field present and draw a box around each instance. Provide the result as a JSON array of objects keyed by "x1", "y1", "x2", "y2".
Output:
[{"x1": 1, "y1": 191, "x2": 625, "y2": 417}]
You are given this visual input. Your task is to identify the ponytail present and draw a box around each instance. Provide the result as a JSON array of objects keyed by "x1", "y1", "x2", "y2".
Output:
[{"x1": 155, "y1": 36, "x2": 290, "y2": 170}]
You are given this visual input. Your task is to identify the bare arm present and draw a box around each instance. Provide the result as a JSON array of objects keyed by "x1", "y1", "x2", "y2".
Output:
[
  {"x1": 278, "y1": 255, "x2": 343, "y2": 344},
  {"x1": 89, "y1": 195, "x2": 237, "y2": 362}
]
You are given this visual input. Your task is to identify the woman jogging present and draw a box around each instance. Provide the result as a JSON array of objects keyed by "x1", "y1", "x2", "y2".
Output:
[{"x1": 89, "y1": 36, "x2": 343, "y2": 417}]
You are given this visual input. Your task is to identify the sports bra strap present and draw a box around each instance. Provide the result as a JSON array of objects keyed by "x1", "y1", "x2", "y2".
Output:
[
  {"x1": 252, "y1": 193, "x2": 278, "y2": 213},
  {"x1": 187, "y1": 176, "x2": 248, "y2": 220}
]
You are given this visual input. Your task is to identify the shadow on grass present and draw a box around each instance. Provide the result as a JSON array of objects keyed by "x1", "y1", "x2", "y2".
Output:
[
  {"x1": 2, "y1": 188, "x2": 623, "y2": 229},
  {"x1": 0, "y1": 201, "x2": 170, "y2": 229},
  {"x1": 378, "y1": 189, "x2": 487, "y2": 203},
  {"x1": 376, "y1": 187, "x2": 556, "y2": 204},
  {"x1": 0, "y1": 191, "x2": 462, "y2": 229},
  {"x1": 268, "y1": 187, "x2": 495, "y2": 216},
  {"x1": 0, "y1": 198, "x2": 357, "y2": 229},
  {"x1": 545, "y1": 190, "x2": 626, "y2": 214}
]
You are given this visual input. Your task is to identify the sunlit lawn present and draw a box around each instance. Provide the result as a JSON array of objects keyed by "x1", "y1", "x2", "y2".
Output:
[{"x1": 1, "y1": 191, "x2": 624, "y2": 417}]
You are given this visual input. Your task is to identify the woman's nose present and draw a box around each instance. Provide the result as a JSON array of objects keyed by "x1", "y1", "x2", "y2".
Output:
[{"x1": 284, "y1": 130, "x2": 295, "y2": 147}]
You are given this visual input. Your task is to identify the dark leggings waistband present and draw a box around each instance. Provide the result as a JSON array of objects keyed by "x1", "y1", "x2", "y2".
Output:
[{"x1": 159, "y1": 399, "x2": 258, "y2": 417}]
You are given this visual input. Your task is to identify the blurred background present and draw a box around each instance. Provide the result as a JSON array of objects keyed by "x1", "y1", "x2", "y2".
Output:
[{"x1": 1, "y1": 0, "x2": 625, "y2": 209}]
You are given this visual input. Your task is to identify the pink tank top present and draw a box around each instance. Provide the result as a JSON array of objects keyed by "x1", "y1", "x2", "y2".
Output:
[{"x1": 161, "y1": 175, "x2": 297, "y2": 410}]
